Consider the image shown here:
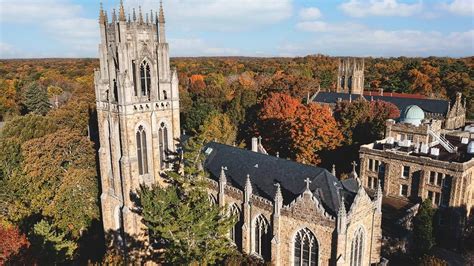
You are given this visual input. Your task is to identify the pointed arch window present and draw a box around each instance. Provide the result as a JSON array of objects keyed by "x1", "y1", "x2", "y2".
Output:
[
  {"x1": 254, "y1": 214, "x2": 271, "y2": 261},
  {"x1": 208, "y1": 194, "x2": 217, "y2": 205},
  {"x1": 350, "y1": 228, "x2": 364, "y2": 266},
  {"x1": 229, "y1": 204, "x2": 243, "y2": 249},
  {"x1": 341, "y1": 76, "x2": 345, "y2": 88},
  {"x1": 348, "y1": 76, "x2": 353, "y2": 90},
  {"x1": 136, "y1": 125, "x2": 148, "y2": 175},
  {"x1": 140, "y1": 61, "x2": 151, "y2": 97},
  {"x1": 294, "y1": 228, "x2": 318, "y2": 266},
  {"x1": 158, "y1": 122, "x2": 169, "y2": 169}
]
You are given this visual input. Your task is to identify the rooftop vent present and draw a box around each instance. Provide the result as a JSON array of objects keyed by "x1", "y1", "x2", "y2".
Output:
[
  {"x1": 430, "y1": 148, "x2": 440, "y2": 156},
  {"x1": 420, "y1": 144, "x2": 429, "y2": 154},
  {"x1": 468, "y1": 142, "x2": 474, "y2": 154},
  {"x1": 399, "y1": 140, "x2": 412, "y2": 147},
  {"x1": 205, "y1": 147, "x2": 213, "y2": 155}
]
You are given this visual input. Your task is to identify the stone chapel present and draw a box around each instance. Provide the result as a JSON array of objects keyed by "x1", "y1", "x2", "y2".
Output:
[{"x1": 94, "y1": 2, "x2": 383, "y2": 265}]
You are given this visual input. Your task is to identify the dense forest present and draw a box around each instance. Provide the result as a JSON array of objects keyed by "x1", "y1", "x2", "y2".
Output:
[{"x1": 0, "y1": 56, "x2": 472, "y2": 263}]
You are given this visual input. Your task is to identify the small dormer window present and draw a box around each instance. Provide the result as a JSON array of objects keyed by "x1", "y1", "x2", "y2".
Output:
[{"x1": 140, "y1": 61, "x2": 151, "y2": 97}]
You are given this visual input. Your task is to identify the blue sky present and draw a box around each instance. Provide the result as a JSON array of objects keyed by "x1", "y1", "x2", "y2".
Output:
[{"x1": 0, "y1": 0, "x2": 473, "y2": 58}]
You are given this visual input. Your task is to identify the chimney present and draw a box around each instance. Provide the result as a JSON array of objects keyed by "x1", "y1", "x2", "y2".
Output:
[{"x1": 251, "y1": 137, "x2": 258, "y2": 152}]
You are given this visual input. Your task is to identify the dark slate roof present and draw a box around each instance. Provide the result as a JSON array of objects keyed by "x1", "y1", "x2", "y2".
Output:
[
  {"x1": 313, "y1": 92, "x2": 449, "y2": 116},
  {"x1": 203, "y1": 142, "x2": 358, "y2": 215}
]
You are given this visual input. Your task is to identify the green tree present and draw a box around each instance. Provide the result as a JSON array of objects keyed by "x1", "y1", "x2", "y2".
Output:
[
  {"x1": 29, "y1": 220, "x2": 77, "y2": 264},
  {"x1": 413, "y1": 199, "x2": 435, "y2": 256},
  {"x1": 183, "y1": 101, "x2": 217, "y2": 134},
  {"x1": 23, "y1": 83, "x2": 51, "y2": 115},
  {"x1": 136, "y1": 171, "x2": 235, "y2": 264}
]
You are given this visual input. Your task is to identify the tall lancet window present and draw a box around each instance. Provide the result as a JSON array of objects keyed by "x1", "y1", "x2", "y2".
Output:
[
  {"x1": 253, "y1": 214, "x2": 271, "y2": 261},
  {"x1": 293, "y1": 228, "x2": 318, "y2": 266},
  {"x1": 140, "y1": 61, "x2": 151, "y2": 97},
  {"x1": 229, "y1": 204, "x2": 243, "y2": 249},
  {"x1": 158, "y1": 122, "x2": 169, "y2": 169},
  {"x1": 136, "y1": 125, "x2": 148, "y2": 175},
  {"x1": 350, "y1": 228, "x2": 364, "y2": 266}
]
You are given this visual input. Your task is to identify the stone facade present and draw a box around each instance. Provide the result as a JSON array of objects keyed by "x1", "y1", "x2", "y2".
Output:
[
  {"x1": 336, "y1": 58, "x2": 365, "y2": 95},
  {"x1": 359, "y1": 117, "x2": 474, "y2": 217},
  {"x1": 95, "y1": 1, "x2": 180, "y2": 239},
  {"x1": 207, "y1": 165, "x2": 382, "y2": 265}
]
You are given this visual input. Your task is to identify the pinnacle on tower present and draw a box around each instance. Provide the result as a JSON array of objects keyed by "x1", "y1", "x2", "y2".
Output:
[
  {"x1": 332, "y1": 164, "x2": 336, "y2": 176},
  {"x1": 159, "y1": 0, "x2": 165, "y2": 24},
  {"x1": 150, "y1": 10, "x2": 154, "y2": 23},
  {"x1": 119, "y1": 0, "x2": 126, "y2": 21},
  {"x1": 219, "y1": 166, "x2": 227, "y2": 184},
  {"x1": 338, "y1": 195, "x2": 346, "y2": 217},
  {"x1": 132, "y1": 8, "x2": 136, "y2": 22},
  {"x1": 99, "y1": 2, "x2": 106, "y2": 24},
  {"x1": 112, "y1": 8, "x2": 117, "y2": 22},
  {"x1": 138, "y1": 6, "x2": 144, "y2": 24},
  {"x1": 274, "y1": 183, "x2": 282, "y2": 201},
  {"x1": 146, "y1": 13, "x2": 149, "y2": 24}
]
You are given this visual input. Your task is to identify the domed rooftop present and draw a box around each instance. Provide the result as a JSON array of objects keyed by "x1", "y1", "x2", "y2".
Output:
[{"x1": 401, "y1": 105, "x2": 425, "y2": 126}]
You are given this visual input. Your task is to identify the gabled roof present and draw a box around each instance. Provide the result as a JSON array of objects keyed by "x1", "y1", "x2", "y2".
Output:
[
  {"x1": 202, "y1": 142, "x2": 358, "y2": 215},
  {"x1": 313, "y1": 92, "x2": 449, "y2": 116}
]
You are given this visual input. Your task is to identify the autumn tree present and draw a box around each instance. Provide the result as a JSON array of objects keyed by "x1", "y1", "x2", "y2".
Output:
[
  {"x1": 5, "y1": 129, "x2": 99, "y2": 240},
  {"x1": 290, "y1": 103, "x2": 343, "y2": 164},
  {"x1": 0, "y1": 220, "x2": 29, "y2": 264},
  {"x1": 0, "y1": 114, "x2": 58, "y2": 179},
  {"x1": 198, "y1": 112, "x2": 237, "y2": 146},
  {"x1": 334, "y1": 99, "x2": 399, "y2": 145},
  {"x1": 258, "y1": 93, "x2": 342, "y2": 164}
]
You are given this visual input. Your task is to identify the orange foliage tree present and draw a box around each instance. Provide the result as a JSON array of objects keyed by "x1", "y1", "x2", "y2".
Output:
[
  {"x1": 258, "y1": 93, "x2": 342, "y2": 164},
  {"x1": 0, "y1": 221, "x2": 29, "y2": 264}
]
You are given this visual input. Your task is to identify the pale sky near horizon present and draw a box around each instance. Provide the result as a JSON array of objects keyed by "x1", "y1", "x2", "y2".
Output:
[{"x1": 0, "y1": 0, "x2": 473, "y2": 59}]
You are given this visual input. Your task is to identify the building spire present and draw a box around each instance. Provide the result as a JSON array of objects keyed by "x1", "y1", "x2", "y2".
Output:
[
  {"x1": 219, "y1": 166, "x2": 227, "y2": 184},
  {"x1": 119, "y1": 0, "x2": 126, "y2": 21},
  {"x1": 138, "y1": 6, "x2": 144, "y2": 23},
  {"x1": 159, "y1": 0, "x2": 165, "y2": 24},
  {"x1": 337, "y1": 195, "x2": 347, "y2": 234},
  {"x1": 132, "y1": 8, "x2": 136, "y2": 22},
  {"x1": 112, "y1": 8, "x2": 117, "y2": 22},
  {"x1": 150, "y1": 10, "x2": 154, "y2": 23},
  {"x1": 99, "y1": 2, "x2": 106, "y2": 24}
]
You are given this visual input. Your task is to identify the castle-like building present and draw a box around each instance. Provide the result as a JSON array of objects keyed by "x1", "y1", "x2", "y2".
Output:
[
  {"x1": 94, "y1": 1, "x2": 180, "y2": 238},
  {"x1": 94, "y1": 2, "x2": 384, "y2": 265}
]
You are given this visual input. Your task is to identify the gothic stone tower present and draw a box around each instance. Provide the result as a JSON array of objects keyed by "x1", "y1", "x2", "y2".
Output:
[
  {"x1": 94, "y1": 1, "x2": 180, "y2": 239},
  {"x1": 337, "y1": 57, "x2": 365, "y2": 95}
]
